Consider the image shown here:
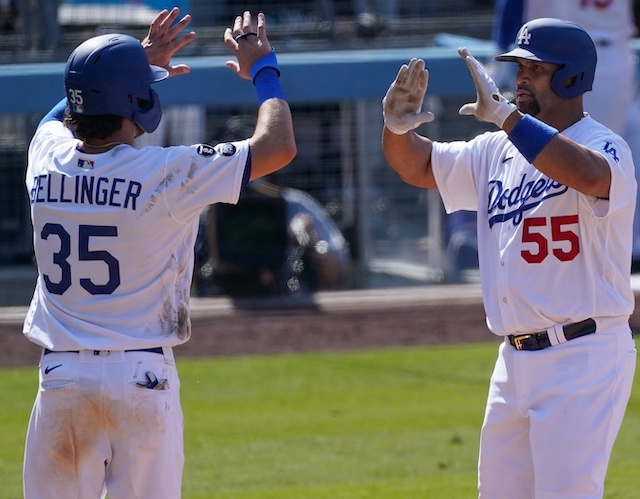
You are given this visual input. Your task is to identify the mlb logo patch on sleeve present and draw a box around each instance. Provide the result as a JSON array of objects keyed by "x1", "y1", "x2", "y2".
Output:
[{"x1": 77, "y1": 159, "x2": 94, "y2": 170}]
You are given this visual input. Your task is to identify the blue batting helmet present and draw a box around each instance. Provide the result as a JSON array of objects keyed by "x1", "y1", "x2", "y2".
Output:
[
  {"x1": 495, "y1": 18, "x2": 597, "y2": 99},
  {"x1": 64, "y1": 34, "x2": 169, "y2": 133}
]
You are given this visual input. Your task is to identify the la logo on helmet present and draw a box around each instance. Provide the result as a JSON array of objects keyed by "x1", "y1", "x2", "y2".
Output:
[{"x1": 518, "y1": 26, "x2": 532, "y2": 45}]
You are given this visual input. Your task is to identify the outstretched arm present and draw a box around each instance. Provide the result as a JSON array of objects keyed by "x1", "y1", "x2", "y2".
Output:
[
  {"x1": 381, "y1": 58, "x2": 438, "y2": 189},
  {"x1": 224, "y1": 11, "x2": 296, "y2": 180}
]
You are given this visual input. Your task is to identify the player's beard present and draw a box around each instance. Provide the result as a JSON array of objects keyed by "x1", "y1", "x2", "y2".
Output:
[{"x1": 517, "y1": 98, "x2": 541, "y2": 117}]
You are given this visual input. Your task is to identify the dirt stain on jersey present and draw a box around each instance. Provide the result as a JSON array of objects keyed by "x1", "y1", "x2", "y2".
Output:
[
  {"x1": 142, "y1": 171, "x2": 174, "y2": 214},
  {"x1": 159, "y1": 296, "x2": 191, "y2": 340},
  {"x1": 188, "y1": 160, "x2": 198, "y2": 178},
  {"x1": 142, "y1": 193, "x2": 158, "y2": 215},
  {"x1": 176, "y1": 302, "x2": 190, "y2": 340},
  {"x1": 178, "y1": 160, "x2": 198, "y2": 194}
]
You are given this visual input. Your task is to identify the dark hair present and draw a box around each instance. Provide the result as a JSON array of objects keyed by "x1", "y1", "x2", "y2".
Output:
[{"x1": 63, "y1": 108, "x2": 123, "y2": 141}]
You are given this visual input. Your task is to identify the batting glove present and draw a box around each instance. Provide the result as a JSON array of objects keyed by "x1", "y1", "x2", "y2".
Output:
[
  {"x1": 458, "y1": 47, "x2": 517, "y2": 128},
  {"x1": 382, "y1": 58, "x2": 435, "y2": 135}
]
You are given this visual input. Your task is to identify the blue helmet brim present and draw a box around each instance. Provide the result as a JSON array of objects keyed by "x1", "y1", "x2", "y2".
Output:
[
  {"x1": 495, "y1": 47, "x2": 544, "y2": 63},
  {"x1": 150, "y1": 65, "x2": 169, "y2": 82}
]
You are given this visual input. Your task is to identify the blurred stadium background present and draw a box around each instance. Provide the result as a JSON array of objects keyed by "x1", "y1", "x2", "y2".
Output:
[{"x1": 1, "y1": 0, "x2": 636, "y2": 306}]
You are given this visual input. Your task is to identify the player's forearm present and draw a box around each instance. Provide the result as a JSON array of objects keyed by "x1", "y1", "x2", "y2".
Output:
[
  {"x1": 382, "y1": 128, "x2": 436, "y2": 189},
  {"x1": 532, "y1": 135, "x2": 612, "y2": 198},
  {"x1": 503, "y1": 112, "x2": 611, "y2": 198},
  {"x1": 249, "y1": 99, "x2": 296, "y2": 180}
]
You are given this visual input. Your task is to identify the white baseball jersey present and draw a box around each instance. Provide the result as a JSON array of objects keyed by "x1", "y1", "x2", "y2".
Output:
[
  {"x1": 431, "y1": 115, "x2": 636, "y2": 335},
  {"x1": 24, "y1": 120, "x2": 248, "y2": 351}
]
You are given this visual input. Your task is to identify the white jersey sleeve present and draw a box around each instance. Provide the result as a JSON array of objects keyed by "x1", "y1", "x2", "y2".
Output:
[
  {"x1": 431, "y1": 117, "x2": 636, "y2": 335},
  {"x1": 431, "y1": 130, "x2": 503, "y2": 214},
  {"x1": 24, "y1": 121, "x2": 249, "y2": 350}
]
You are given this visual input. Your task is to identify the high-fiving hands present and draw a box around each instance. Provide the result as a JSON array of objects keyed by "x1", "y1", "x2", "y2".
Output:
[
  {"x1": 382, "y1": 58, "x2": 435, "y2": 135},
  {"x1": 224, "y1": 11, "x2": 273, "y2": 81},
  {"x1": 458, "y1": 47, "x2": 517, "y2": 128},
  {"x1": 142, "y1": 7, "x2": 196, "y2": 77}
]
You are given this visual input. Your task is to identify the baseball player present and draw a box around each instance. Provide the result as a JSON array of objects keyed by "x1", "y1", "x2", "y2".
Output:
[
  {"x1": 492, "y1": 0, "x2": 637, "y2": 135},
  {"x1": 22, "y1": 8, "x2": 295, "y2": 499},
  {"x1": 491, "y1": 0, "x2": 640, "y2": 270},
  {"x1": 382, "y1": 18, "x2": 637, "y2": 498}
]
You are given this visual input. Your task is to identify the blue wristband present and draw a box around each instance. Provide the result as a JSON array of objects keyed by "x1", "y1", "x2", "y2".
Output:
[
  {"x1": 254, "y1": 67, "x2": 285, "y2": 105},
  {"x1": 508, "y1": 114, "x2": 558, "y2": 163},
  {"x1": 250, "y1": 49, "x2": 281, "y2": 82}
]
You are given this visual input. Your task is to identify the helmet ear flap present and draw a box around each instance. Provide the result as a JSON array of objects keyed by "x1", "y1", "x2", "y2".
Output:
[
  {"x1": 132, "y1": 88, "x2": 163, "y2": 134},
  {"x1": 551, "y1": 70, "x2": 574, "y2": 100},
  {"x1": 551, "y1": 63, "x2": 596, "y2": 99}
]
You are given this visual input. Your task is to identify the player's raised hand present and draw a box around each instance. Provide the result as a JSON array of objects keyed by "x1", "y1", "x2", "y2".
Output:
[
  {"x1": 224, "y1": 11, "x2": 273, "y2": 80},
  {"x1": 382, "y1": 58, "x2": 435, "y2": 135},
  {"x1": 458, "y1": 47, "x2": 517, "y2": 128},
  {"x1": 142, "y1": 7, "x2": 196, "y2": 77}
]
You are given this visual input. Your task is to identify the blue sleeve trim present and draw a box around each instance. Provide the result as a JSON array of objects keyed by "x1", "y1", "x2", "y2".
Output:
[
  {"x1": 37, "y1": 98, "x2": 67, "y2": 130},
  {"x1": 242, "y1": 147, "x2": 252, "y2": 185}
]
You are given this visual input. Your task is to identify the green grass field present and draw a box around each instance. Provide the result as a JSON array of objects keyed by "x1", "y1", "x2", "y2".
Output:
[{"x1": 2, "y1": 342, "x2": 639, "y2": 498}]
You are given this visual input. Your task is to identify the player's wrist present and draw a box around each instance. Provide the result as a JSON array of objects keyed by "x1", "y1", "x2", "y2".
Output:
[
  {"x1": 251, "y1": 49, "x2": 285, "y2": 105},
  {"x1": 383, "y1": 118, "x2": 410, "y2": 135},
  {"x1": 508, "y1": 114, "x2": 558, "y2": 163},
  {"x1": 254, "y1": 68, "x2": 285, "y2": 105},
  {"x1": 491, "y1": 99, "x2": 517, "y2": 128},
  {"x1": 250, "y1": 49, "x2": 280, "y2": 82}
]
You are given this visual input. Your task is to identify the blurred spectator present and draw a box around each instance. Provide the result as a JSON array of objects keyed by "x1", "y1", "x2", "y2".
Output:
[
  {"x1": 193, "y1": 180, "x2": 352, "y2": 298},
  {"x1": 192, "y1": 114, "x2": 351, "y2": 298},
  {"x1": 283, "y1": 185, "x2": 351, "y2": 292},
  {"x1": 19, "y1": 0, "x2": 61, "y2": 50},
  {"x1": 0, "y1": 0, "x2": 17, "y2": 33}
]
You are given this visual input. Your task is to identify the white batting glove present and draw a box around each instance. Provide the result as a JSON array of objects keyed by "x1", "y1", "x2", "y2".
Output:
[
  {"x1": 382, "y1": 58, "x2": 435, "y2": 135},
  {"x1": 458, "y1": 47, "x2": 517, "y2": 128}
]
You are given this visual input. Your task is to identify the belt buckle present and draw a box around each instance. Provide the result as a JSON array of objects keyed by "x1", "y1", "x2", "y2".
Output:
[{"x1": 513, "y1": 334, "x2": 532, "y2": 351}]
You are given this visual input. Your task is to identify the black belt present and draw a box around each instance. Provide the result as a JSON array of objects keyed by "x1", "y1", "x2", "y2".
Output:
[
  {"x1": 507, "y1": 318, "x2": 596, "y2": 351},
  {"x1": 44, "y1": 347, "x2": 164, "y2": 356}
]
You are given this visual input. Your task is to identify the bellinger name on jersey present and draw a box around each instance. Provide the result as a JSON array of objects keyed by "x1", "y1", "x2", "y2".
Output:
[{"x1": 30, "y1": 173, "x2": 142, "y2": 210}]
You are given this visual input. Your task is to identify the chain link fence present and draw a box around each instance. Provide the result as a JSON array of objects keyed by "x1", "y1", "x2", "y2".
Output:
[{"x1": 0, "y1": 0, "x2": 495, "y2": 303}]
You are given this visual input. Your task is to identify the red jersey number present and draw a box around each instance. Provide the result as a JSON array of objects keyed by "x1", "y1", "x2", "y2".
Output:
[
  {"x1": 521, "y1": 215, "x2": 580, "y2": 263},
  {"x1": 580, "y1": 0, "x2": 613, "y2": 9}
]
